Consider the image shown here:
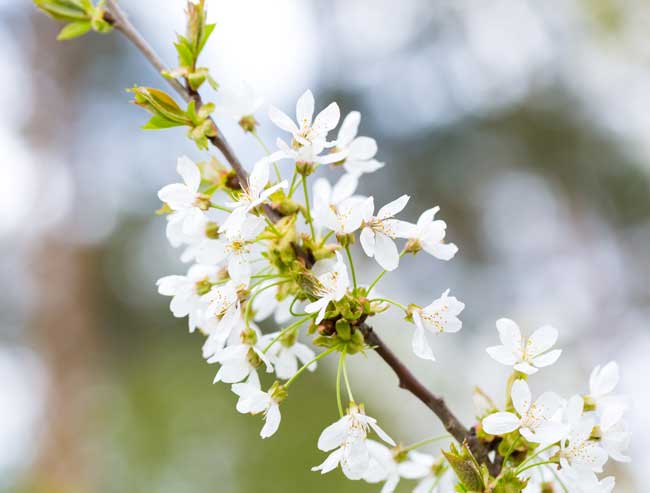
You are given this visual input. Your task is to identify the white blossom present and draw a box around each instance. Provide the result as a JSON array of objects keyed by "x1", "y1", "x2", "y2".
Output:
[
  {"x1": 335, "y1": 111, "x2": 384, "y2": 175},
  {"x1": 400, "y1": 206, "x2": 458, "y2": 260},
  {"x1": 486, "y1": 318, "x2": 562, "y2": 374},
  {"x1": 215, "y1": 80, "x2": 264, "y2": 124},
  {"x1": 359, "y1": 195, "x2": 411, "y2": 271},
  {"x1": 158, "y1": 156, "x2": 207, "y2": 236},
  {"x1": 304, "y1": 252, "x2": 350, "y2": 323},
  {"x1": 156, "y1": 264, "x2": 219, "y2": 332},
  {"x1": 231, "y1": 372, "x2": 283, "y2": 438},
  {"x1": 312, "y1": 173, "x2": 360, "y2": 234},
  {"x1": 482, "y1": 379, "x2": 566, "y2": 444},
  {"x1": 260, "y1": 331, "x2": 317, "y2": 380},
  {"x1": 272, "y1": 137, "x2": 348, "y2": 167},
  {"x1": 208, "y1": 326, "x2": 273, "y2": 384},
  {"x1": 411, "y1": 289, "x2": 464, "y2": 362},
  {"x1": 312, "y1": 404, "x2": 395, "y2": 480},
  {"x1": 362, "y1": 440, "x2": 402, "y2": 493},
  {"x1": 196, "y1": 213, "x2": 265, "y2": 285},
  {"x1": 268, "y1": 89, "x2": 340, "y2": 147}
]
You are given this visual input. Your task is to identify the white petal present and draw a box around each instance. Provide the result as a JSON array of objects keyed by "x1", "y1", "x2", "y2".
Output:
[
  {"x1": 337, "y1": 111, "x2": 360, "y2": 147},
  {"x1": 182, "y1": 208, "x2": 205, "y2": 235},
  {"x1": 268, "y1": 106, "x2": 298, "y2": 134},
  {"x1": 248, "y1": 158, "x2": 270, "y2": 195},
  {"x1": 373, "y1": 233, "x2": 400, "y2": 271},
  {"x1": 331, "y1": 173, "x2": 358, "y2": 204},
  {"x1": 177, "y1": 155, "x2": 201, "y2": 192},
  {"x1": 527, "y1": 325, "x2": 558, "y2": 358},
  {"x1": 532, "y1": 349, "x2": 562, "y2": 368},
  {"x1": 496, "y1": 318, "x2": 522, "y2": 352},
  {"x1": 348, "y1": 136, "x2": 377, "y2": 160},
  {"x1": 590, "y1": 361, "x2": 619, "y2": 397},
  {"x1": 317, "y1": 417, "x2": 350, "y2": 451},
  {"x1": 312, "y1": 102, "x2": 340, "y2": 133},
  {"x1": 513, "y1": 361, "x2": 539, "y2": 375},
  {"x1": 411, "y1": 317, "x2": 436, "y2": 362},
  {"x1": 486, "y1": 345, "x2": 518, "y2": 366},
  {"x1": 296, "y1": 89, "x2": 315, "y2": 126},
  {"x1": 312, "y1": 448, "x2": 343, "y2": 474},
  {"x1": 377, "y1": 194, "x2": 410, "y2": 220},
  {"x1": 482, "y1": 412, "x2": 520, "y2": 435},
  {"x1": 360, "y1": 227, "x2": 376, "y2": 257},
  {"x1": 511, "y1": 379, "x2": 531, "y2": 416},
  {"x1": 158, "y1": 183, "x2": 195, "y2": 210},
  {"x1": 368, "y1": 421, "x2": 395, "y2": 446},
  {"x1": 261, "y1": 403, "x2": 281, "y2": 438}
]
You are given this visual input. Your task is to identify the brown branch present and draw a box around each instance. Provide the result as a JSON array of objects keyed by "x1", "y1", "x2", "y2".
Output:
[
  {"x1": 104, "y1": 0, "x2": 498, "y2": 476},
  {"x1": 359, "y1": 323, "x2": 497, "y2": 475}
]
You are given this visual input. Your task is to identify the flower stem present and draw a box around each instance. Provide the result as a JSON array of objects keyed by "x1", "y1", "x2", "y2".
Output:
[
  {"x1": 336, "y1": 352, "x2": 344, "y2": 417},
  {"x1": 285, "y1": 346, "x2": 337, "y2": 388},
  {"x1": 403, "y1": 434, "x2": 452, "y2": 452},
  {"x1": 516, "y1": 443, "x2": 557, "y2": 472},
  {"x1": 302, "y1": 177, "x2": 316, "y2": 240},
  {"x1": 244, "y1": 280, "x2": 288, "y2": 327},
  {"x1": 367, "y1": 250, "x2": 406, "y2": 293},
  {"x1": 209, "y1": 203, "x2": 233, "y2": 213},
  {"x1": 516, "y1": 460, "x2": 557, "y2": 475},
  {"x1": 251, "y1": 130, "x2": 282, "y2": 182},
  {"x1": 341, "y1": 350, "x2": 355, "y2": 403},
  {"x1": 288, "y1": 170, "x2": 299, "y2": 198},
  {"x1": 369, "y1": 297, "x2": 408, "y2": 312},
  {"x1": 262, "y1": 315, "x2": 313, "y2": 354},
  {"x1": 345, "y1": 245, "x2": 358, "y2": 291}
]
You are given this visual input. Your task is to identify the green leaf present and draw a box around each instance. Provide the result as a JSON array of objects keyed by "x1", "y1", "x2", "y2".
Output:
[
  {"x1": 174, "y1": 38, "x2": 195, "y2": 69},
  {"x1": 197, "y1": 22, "x2": 216, "y2": 55},
  {"x1": 56, "y1": 20, "x2": 92, "y2": 39},
  {"x1": 142, "y1": 114, "x2": 185, "y2": 130},
  {"x1": 129, "y1": 86, "x2": 191, "y2": 125},
  {"x1": 34, "y1": 0, "x2": 88, "y2": 21}
]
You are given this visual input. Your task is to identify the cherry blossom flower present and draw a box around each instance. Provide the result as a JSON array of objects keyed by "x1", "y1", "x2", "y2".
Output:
[
  {"x1": 156, "y1": 264, "x2": 219, "y2": 332},
  {"x1": 215, "y1": 80, "x2": 264, "y2": 130},
  {"x1": 411, "y1": 289, "x2": 464, "y2": 362},
  {"x1": 400, "y1": 206, "x2": 458, "y2": 261},
  {"x1": 268, "y1": 89, "x2": 340, "y2": 147},
  {"x1": 486, "y1": 318, "x2": 562, "y2": 375},
  {"x1": 359, "y1": 195, "x2": 411, "y2": 271},
  {"x1": 231, "y1": 372, "x2": 283, "y2": 438},
  {"x1": 335, "y1": 111, "x2": 384, "y2": 175},
  {"x1": 312, "y1": 404, "x2": 395, "y2": 480},
  {"x1": 271, "y1": 137, "x2": 348, "y2": 168},
  {"x1": 482, "y1": 379, "x2": 566, "y2": 444},
  {"x1": 322, "y1": 195, "x2": 367, "y2": 236},
  {"x1": 158, "y1": 156, "x2": 208, "y2": 235},
  {"x1": 196, "y1": 213, "x2": 265, "y2": 285},
  {"x1": 362, "y1": 440, "x2": 402, "y2": 493},
  {"x1": 559, "y1": 415, "x2": 608, "y2": 474},
  {"x1": 312, "y1": 173, "x2": 360, "y2": 234},
  {"x1": 208, "y1": 326, "x2": 273, "y2": 384},
  {"x1": 224, "y1": 158, "x2": 287, "y2": 226},
  {"x1": 304, "y1": 253, "x2": 350, "y2": 323},
  {"x1": 260, "y1": 331, "x2": 317, "y2": 380}
]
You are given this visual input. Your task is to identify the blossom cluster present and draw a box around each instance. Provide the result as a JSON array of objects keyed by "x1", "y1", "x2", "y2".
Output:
[{"x1": 32, "y1": 1, "x2": 631, "y2": 490}]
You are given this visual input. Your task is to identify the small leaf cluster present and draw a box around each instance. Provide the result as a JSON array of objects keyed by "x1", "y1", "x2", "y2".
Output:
[
  {"x1": 34, "y1": 0, "x2": 112, "y2": 40},
  {"x1": 162, "y1": 0, "x2": 218, "y2": 91}
]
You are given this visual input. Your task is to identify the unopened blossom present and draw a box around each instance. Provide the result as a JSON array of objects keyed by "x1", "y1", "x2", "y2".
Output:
[
  {"x1": 482, "y1": 379, "x2": 566, "y2": 444},
  {"x1": 231, "y1": 372, "x2": 283, "y2": 438},
  {"x1": 224, "y1": 158, "x2": 287, "y2": 225},
  {"x1": 268, "y1": 89, "x2": 340, "y2": 147},
  {"x1": 196, "y1": 213, "x2": 265, "y2": 285},
  {"x1": 401, "y1": 206, "x2": 458, "y2": 260},
  {"x1": 335, "y1": 111, "x2": 384, "y2": 175},
  {"x1": 158, "y1": 156, "x2": 209, "y2": 235},
  {"x1": 261, "y1": 331, "x2": 317, "y2": 380},
  {"x1": 312, "y1": 404, "x2": 395, "y2": 480},
  {"x1": 359, "y1": 195, "x2": 411, "y2": 271},
  {"x1": 208, "y1": 326, "x2": 273, "y2": 384},
  {"x1": 304, "y1": 252, "x2": 350, "y2": 323},
  {"x1": 411, "y1": 289, "x2": 464, "y2": 362},
  {"x1": 156, "y1": 264, "x2": 219, "y2": 332},
  {"x1": 215, "y1": 80, "x2": 264, "y2": 131},
  {"x1": 312, "y1": 173, "x2": 359, "y2": 234},
  {"x1": 486, "y1": 318, "x2": 562, "y2": 375}
]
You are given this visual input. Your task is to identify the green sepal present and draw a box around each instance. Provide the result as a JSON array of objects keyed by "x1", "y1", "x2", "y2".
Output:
[
  {"x1": 56, "y1": 19, "x2": 91, "y2": 39},
  {"x1": 442, "y1": 443, "x2": 489, "y2": 492},
  {"x1": 492, "y1": 469, "x2": 528, "y2": 493}
]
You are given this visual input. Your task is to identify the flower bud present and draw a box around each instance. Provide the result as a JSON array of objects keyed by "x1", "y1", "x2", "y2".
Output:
[{"x1": 238, "y1": 115, "x2": 258, "y2": 132}]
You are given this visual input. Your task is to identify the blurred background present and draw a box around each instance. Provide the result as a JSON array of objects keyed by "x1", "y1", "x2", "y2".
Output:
[{"x1": 1, "y1": 0, "x2": 649, "y2": 491}]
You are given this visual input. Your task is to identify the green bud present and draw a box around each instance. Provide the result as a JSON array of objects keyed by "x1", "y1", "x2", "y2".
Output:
[
  {"x1": 335, "y1": 319, "x2": 352, "y2": 340},
  {"x1": 269, "y1": 381, "x2": 288, "y2": 403},
  {"x1": 241, "y1": 328, "x2": 258, "y2": 346},
  {"x1": 239, "y1": 115, "x2": 258, "y2": 132},
  {"x1": 492, "y1": 468, "x2": 528, "y2": 493},
  {"x1": 195, "y1": 278, "x2": 212, "y2": 296},
  {"x1": 441, "y1": 443, "x2": 487, "y2": 492}
]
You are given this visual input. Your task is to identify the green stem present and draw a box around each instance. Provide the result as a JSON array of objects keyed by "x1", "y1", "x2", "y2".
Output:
[
  {"x1": 262, "y1": 315, "x2": 313, "y2": 354},
  {"x1": 403, "y1": 434, "x2": 452, "y2": 452},
  {"x1": 288, "y1": 170, "x2": 299, "y2": 198},
  {"x1": 502, "y1": 435, "x2": 522, "y2": 465},
  {"x1": 336, "y1": 352, "x2": 345, "y2": 417},
  {"x1": 244, "y1": 280, "x2": 288, "y2": 327},
  {"x1": 341, "y1": 350, "x2": 355, "y2": 402},
  {"x1": 345, "y1": 245, "x2": 357, "y2": 291},
  {"x1": 516, "y1": 443, "x2": 557, "y2": 471},
  {"x1": 319, "y1": 230, "x2": 334, "y2": 247},
  {"x1": 548, "y1": 465, "x2": 569, "y2": 493},
  {"x1": 251, "y1": 130, "x2": 282, "y2": 182},
  {"x1": 285, "y1": 346, "x2": 337, "y2": 388},
  {"x1": 209, "y1": 203, "x2": 233, "y2": 213},
  {"x1": 289, "y1": 296, "x2": 308, "y2": 317},
  {"x1": 302, "y1": 176, "x2": 316, "y2": 240},
  {"x1": 367, "y1": 250, "x2": 406, "y2": 293},
  {"x1": 516, "y1": 460, "x2": 557, "y2": 475},
  {"x1": 369, "y1": 297, "x2": 408, "y2": 312}
]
